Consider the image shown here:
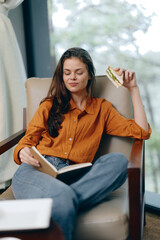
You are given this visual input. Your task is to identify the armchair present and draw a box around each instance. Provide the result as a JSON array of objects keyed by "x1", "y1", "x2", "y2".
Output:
[{"x1": 0, "y1": 76, "x2": 145, "y2": 240}]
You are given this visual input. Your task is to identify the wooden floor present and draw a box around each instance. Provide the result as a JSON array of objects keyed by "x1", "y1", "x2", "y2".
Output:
[{"x1": 143, "y1": 212, "x2": 160, "y2": 240}]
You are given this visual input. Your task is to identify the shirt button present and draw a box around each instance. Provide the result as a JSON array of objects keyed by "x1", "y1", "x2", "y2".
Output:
[
  {"x1": 69, "y1": 138, "x2": 72, "y2": 141},
  {"x1": 64, "y1": 152, "x2": 67, "y2": 155},
  {"x1": 73, "y1": 119, "x2": 76, "y2": 122}
]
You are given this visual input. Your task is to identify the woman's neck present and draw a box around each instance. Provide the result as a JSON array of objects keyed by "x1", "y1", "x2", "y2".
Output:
[{"x1": 71, "y1": 92, "x2": 88, "y2": 111}]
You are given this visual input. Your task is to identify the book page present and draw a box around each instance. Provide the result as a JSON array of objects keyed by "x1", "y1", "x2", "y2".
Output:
[{"x1": 58, "y1": 162, "x2": 92, "y2": 174}]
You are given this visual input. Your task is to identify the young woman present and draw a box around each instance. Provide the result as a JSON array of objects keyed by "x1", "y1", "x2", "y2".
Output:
[{"x1": 12, "y1": 47, "x2": 151, "y2": 240}]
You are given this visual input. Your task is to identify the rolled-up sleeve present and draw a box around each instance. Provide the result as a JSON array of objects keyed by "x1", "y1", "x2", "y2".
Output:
[{"x1": 104, "y1": 103, "x2": 152, "y2": 140}]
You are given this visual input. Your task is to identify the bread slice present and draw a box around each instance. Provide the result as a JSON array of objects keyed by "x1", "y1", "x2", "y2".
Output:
[{"x1": 106, "y1": 66, "x2": 123, "y2": 88}]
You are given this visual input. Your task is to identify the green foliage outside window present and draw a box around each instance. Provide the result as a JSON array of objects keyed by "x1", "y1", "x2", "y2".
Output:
[{"x1": 47, "y1": 0, "x2": 160, "y2": 193}]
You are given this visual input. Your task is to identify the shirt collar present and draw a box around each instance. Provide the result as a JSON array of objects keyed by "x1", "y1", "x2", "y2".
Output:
[{"x1": 70, "y1": 96, "x2": 94, "y2": 114}]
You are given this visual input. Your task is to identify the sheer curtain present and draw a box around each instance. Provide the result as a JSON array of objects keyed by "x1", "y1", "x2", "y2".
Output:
[{"x1": 0, "y1": 0, "x2": 26, "y2": 189}]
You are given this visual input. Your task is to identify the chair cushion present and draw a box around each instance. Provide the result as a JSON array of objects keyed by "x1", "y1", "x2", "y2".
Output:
[
  {"x1": 0, "y1": 185, "x2": 14, "y2": 200},
  {"x1": 73, "y1": 181, "x2": 129, "y2": 240}
]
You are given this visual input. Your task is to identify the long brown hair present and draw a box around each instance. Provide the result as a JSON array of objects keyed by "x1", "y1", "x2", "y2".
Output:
[{"x1": 43, "y1": 47, "x2": 96, "y2": 138}]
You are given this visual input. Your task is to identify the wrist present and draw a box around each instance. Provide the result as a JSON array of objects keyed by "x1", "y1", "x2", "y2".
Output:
[{"x1": 128, "y1": 85, "x2": 139, "y2": 94}]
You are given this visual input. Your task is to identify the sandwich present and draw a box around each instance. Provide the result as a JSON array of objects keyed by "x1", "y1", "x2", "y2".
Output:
[{"x1": 106, "y1": 66, "x2": 123, "y2": 88}]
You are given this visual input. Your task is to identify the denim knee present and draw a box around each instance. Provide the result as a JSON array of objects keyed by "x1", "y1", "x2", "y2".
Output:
[
  {"x1": 109, "y1": 152, "x2": 128, "y2": 174},
  {"x1": 95, "y1": 152, "x2": 128, "y2": 174},
  {"x1": 114, "y1": 152, "x2": 128, "y2": 168},
  {"x1": 97, "y1": 152, "x2": 127, "y2": 163}
]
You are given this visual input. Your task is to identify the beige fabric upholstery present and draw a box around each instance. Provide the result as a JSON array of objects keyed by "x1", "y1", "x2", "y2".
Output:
[
  {"x1": 73, "y1": 182, "x2": 129, "y2": 240},
  {"x1": 0, "y1": 185, "x2": 14, "y2": 200},
  {"x1": 1, "y1": 76, "x2": 133, "y2": 239},
  {"x1": 25, "y1": 77, "x2": 51, "y2": 125}
]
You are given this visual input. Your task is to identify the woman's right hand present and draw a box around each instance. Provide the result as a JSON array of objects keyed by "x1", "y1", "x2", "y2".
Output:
[{"x1": 19, "y1": 147, "x2": 40, "y2": 167}]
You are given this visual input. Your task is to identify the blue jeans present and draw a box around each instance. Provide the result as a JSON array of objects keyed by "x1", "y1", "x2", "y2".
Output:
[{"x1": 12, "y1": 153, "x2": 128, "y2": 240}]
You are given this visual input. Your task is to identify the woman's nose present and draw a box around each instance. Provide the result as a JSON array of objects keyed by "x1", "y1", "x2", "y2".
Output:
[{"x1": 70, "y1": 72, "x2": 76, "y2": 80}]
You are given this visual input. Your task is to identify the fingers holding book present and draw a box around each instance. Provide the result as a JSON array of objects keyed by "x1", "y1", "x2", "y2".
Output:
[{"x1": 19, "y1": 147, "x2": 40, "y2": 167}]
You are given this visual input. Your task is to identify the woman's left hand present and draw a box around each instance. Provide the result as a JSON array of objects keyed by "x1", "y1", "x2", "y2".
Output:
[
  {"x1": 115, "y1": 68, "x2": 137, "y2": 90},
  {"x1": 115, "y1": 68, "x2": 149, "y2": 132}
]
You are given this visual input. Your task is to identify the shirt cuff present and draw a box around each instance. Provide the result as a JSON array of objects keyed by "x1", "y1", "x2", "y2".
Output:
[{"x1": 140, "y1": 123, "x2": 152, "y2": 140}]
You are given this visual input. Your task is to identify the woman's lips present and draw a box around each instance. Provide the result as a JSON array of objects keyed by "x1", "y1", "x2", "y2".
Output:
[{"x1": 69, "y1": 83, "x2": 78, "y2": 87}]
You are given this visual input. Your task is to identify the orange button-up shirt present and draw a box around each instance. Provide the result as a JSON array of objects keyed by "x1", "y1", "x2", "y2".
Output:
[{"x1": 14, "y1": 97, "x2": 151, "y2": 165}]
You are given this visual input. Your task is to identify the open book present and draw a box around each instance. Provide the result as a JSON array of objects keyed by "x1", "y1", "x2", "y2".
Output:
[{"x1": 30, "y1": 146, "x2": 92, "y2": 184}]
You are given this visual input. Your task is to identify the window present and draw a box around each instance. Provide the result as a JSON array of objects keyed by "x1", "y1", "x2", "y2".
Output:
[{"x1": 47, "y1": 0, "x2": 160, "y2": 205}]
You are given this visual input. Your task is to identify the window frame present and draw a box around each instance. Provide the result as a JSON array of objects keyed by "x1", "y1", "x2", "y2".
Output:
[{"x1": 22, "y1": 0, "x2": 53, "y2": 78}]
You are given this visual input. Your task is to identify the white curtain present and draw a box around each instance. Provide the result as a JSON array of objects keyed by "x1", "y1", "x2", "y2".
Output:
[{"x1": 0, "y1": 0, "x2": 26, "y2": 189}]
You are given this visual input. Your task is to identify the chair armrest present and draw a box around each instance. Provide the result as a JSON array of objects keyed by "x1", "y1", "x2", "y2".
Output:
[
  {"x1": 128, "y1": 139, "x2": 143, "y2": 168},
  {"x1": 127, "y1": 139, "x2": 145, "y2": 240},
  {"x1": 0, "y1": 108, "x2": 26, "y2": 155},
  {"x1": 0, "y1": 129, "x2": 26, "y2": 155}
]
